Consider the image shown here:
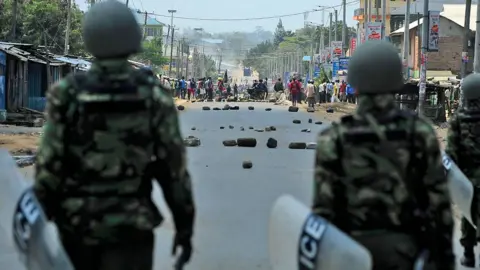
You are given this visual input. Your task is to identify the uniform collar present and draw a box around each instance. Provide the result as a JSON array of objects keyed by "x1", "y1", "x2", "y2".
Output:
[
  {"x1": 355, "y1": 94, "x2": 396, "y2": 117},
  {"x1": 89, "y1": 58, "x2": 133, "y2": 76}
]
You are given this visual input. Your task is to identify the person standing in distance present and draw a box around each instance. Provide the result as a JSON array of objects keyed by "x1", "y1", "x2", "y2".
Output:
[
  {"x1": 445, "y1": 73, "x2": 480, "y2": 268},
  {"x1": 33, "y1": 1, "x2": 195, "y2": 269},
  {"x1": 311, "y1": 41, "x2": 454, "y2": 270}
]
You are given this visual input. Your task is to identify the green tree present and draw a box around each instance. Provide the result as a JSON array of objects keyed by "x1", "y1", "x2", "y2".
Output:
[
  {"x1": 133, "y1": 37, "x2": 168, "y2": 66},
  {"x1": 204, "y1": 55, "x2": 217, "y2": 78},
  {"x1": 273, "y1": 19, "x2": 286, "y2": 47},
  {"x1": 0, "y1": 0, "x2": 85, "y2": 55},
  {"x1": 242, "y1": 40, "x2": 275, "y2": 77}
]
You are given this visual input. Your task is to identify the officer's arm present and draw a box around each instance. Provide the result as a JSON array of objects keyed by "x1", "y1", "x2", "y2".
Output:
[
  {"x1": 152, "y1": 87, "x2": 195, "y2": 236},
  {"x1": 418, "y1": 119, "x2": 455, "y2": 269},
  {"x1": 444, "y1": 114, "x2": 460, "y2": 163},
  {"x1": 33, "y1": 79, "x2": 70, "y2": 220},
  {"x1": 312, "y1": 128, "x2": 346, "y2": 227}
]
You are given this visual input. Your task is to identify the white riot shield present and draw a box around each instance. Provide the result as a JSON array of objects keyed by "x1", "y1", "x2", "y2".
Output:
[
  {"x1": 0, "y1": 149, "x2": 74, "y2": 270},
  {"x1": 441, "y1": 151, "x2": 476, "y2": 228},
  {"x1": 268, "y1": 194, "x2": 372, "y2": 270}
]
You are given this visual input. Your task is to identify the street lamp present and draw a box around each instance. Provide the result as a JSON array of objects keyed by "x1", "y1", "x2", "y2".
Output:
[
  {"x1": 167, "y1": 10, "x2": 177, "y2": 77},
  {"x1": 194, "y1": 28, "x2": 205, "y2": 77}
]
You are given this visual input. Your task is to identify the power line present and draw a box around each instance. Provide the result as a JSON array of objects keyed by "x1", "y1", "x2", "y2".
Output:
[{"x1": 136, "y1": 1, "x2": 359, "y2": 22}]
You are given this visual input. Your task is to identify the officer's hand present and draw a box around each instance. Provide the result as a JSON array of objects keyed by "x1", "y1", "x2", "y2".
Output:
[{"x1": 172, "y1": 232, "x2": 192, "y2": 269}]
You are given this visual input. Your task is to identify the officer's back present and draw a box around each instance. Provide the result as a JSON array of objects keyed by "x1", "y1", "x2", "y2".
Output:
[
  {"x1": 312, "y1": 41, "x2": 454, "y2": 270},
  {"x1": 445, "y1": 73, "x2": 480, "y2": 267},
  {"x1": 33, "y1": 1, "x2": 195, "y2": 270}
]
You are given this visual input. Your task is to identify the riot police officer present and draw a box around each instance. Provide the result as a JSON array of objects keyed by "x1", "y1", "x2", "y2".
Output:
[
  {"x1": 446, "y1": 73, "x2": 480, "y2": 267},
  {"x1": 33, "y1": 1, "x2": 195, "y2": 269},
  {"x1": 312, "y1": 40, "x2": 454, "y2": 270}
]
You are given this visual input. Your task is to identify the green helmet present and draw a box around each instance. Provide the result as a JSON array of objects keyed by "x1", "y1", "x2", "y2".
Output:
[
  {"x1": 347, "y1": 40, "x2": 403, "y2": 94},
  {"x1": 82, "y1": 0, "x2": 142, "y2": 58},
  {"x1": 462, "y1": 74, "x2": 480, "y2": 100}
]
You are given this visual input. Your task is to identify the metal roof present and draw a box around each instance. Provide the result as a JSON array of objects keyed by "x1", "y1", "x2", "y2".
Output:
[
  {"x1": 54, "y1": 56, "x2": 91, "y2": 70},
  {"x1": 201, "y1": 38, "x2": 224, "y2": 44},
  {"x1": 391, "y1": 19, "x2": 423, "y2": 35},
  {"x1": 441, "y1": 4, "x2": 477, "y2": 31},
  {"x1": 0, "y1": 42, "x2": 64, "y2": 65},
  {"x1": 391, "y1": 4, "x2": 477, "y2": 36},
  {"x1": 133, "y1": 9, "x2": 165, "y2": 26}
]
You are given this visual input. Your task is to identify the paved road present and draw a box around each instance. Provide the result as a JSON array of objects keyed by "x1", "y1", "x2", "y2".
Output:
[{"x1": 0, "y1": 101, "x2": 478, "y2": 269}]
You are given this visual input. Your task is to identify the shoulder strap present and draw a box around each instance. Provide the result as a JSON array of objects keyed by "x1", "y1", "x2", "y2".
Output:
[
  {"x1": 405, "y1": 114, "x2": 429, "y2": 209},
  {"x1": 329, "y1": 122, "x2": 350, "y2": 232}
]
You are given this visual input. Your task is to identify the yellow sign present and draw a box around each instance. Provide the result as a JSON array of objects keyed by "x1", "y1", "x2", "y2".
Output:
[{"x1": 162, "y1": 65, "x2": 169, "y2": 71}]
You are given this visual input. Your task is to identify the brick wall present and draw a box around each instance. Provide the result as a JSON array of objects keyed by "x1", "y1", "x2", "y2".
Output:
[{"x1": 426, "y1": 36, "x2": 463, "y2": 72}]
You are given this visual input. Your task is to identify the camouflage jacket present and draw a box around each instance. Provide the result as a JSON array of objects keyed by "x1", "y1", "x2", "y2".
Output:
[
  {"x1": 312, "y1": 94, "x2": 454, "y2": 267},
  {"x1": 445, "y1": 100, "x2": 480, "y2": 184},
  {"x1": 34, "y1": 59, "x2": 195, "y2": 245}
]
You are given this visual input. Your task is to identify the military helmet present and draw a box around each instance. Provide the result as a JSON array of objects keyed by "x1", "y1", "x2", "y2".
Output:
[
  {"x1": 347, "y1": 40, "x2": 403, "y2": 94},
  {"x1": 462, "y1": 73, "x2": 480, "y2": 100},
  {"x1": 83, "y1": 0, "x2": 142, "y2": 58}
]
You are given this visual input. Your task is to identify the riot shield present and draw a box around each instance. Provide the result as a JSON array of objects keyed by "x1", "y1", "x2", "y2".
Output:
[
  {"x1": 441, "y1": 151, "x2": 476, "y2": 227},
  {"x1": 268, "y1": 194, "x2": 372, "y2": 270},
  {"x1": 0, "y1": 149, "x2": 74, "y2": 270}
]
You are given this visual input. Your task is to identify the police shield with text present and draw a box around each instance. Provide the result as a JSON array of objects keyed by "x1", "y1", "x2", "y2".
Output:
[
  {"x1": 0, "y1": 150, "x2": 73, "y2": 270},
  {"x1": 442, "y1": 151, "x2": 476, "y2": 227},
  {"x1": 268, "y1": 195, "x2": 373, "y2": 270}
]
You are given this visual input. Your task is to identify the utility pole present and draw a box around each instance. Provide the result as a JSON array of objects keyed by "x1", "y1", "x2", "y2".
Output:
[
  {"x1": 334, "y1": 9, "x2": 338, "y2": 41},
  {"x1": 341, "y1": 0, "x2": 347, "y2": 56},
  {"x1": 185, "y1": 44, "x2": 190, "y2": 78},
  {"x1": 167, "y1": 10, "x2": 177, "y2": 77},
  {"x1": 381, "y1": 0, "x2": 387, "y2": 38},
  {"x1": 143, "y1": 11, "x2": 148, "y2": 40},
  {"x1": 164, "y1": 25, "x2": 171, "y2": 56},
  {"x1": 375, "y1": 0, "x2": 380, "y2": 22},
  {"x1": 310, "y1": 43, "x2": 314, "y2": 79},
  {"x1": 402, "y1": 0, "x2": 411, "y2": 80},
  {"x1": 176, "y1": 41, "x2": 180, "y2": 76},
  {"x1": 418, "y1": 0, "x2": 429, "y2": 115},
  {"x1": 194, "y1": 28, "x2": 204, "y2": 77},
  {"x1": 169, "y1": 28, "x2": 175, "y2": 77},
  {"x1": 474, "y1": 2, "x2": 480, "y2": 73},
  {"x1": 363, "y1": 0, "x2": 368, "y2": 44},
  {"x1": 320, "y1": 10, "x2": 325, "y2": 60},
  {"x1": 218, "y1": 50, "x2": 223, "y2": 74},
  {"x1": 461, "y1": 0, "x2": 472, "y2": 106},
  {"x1": 329, "y1": 13, "x2": 333, "y2": 49},
  {"x1": 64, "y1": 0, "x2": 72, "y2": 55},
  {"x1": 10, "y1": 0, "x2": 17, "y2": 41}
]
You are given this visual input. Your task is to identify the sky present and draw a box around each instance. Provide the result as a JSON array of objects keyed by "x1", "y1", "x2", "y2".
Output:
[{"x1": 75, "y1": 0, "x2": 359, "y2": 33}]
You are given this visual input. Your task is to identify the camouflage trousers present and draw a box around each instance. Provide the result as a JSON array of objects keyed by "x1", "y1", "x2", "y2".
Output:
[
  {"x1": 460, "y1": 187, "x2": 480, "y2": 248},
  {"x1": 61, "y1": 230, "x2": 154, "y2": 270},
  {"x1": 353, "y1": 231, "x2": 436, "y2": 270}
]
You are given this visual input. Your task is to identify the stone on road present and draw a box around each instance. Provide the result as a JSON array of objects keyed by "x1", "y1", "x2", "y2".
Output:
[
  {"x1": 242, "y1": 160, "x2": 253, "y2": 169},
  {"x1": 2, "y1": 101, "x2": 473, "y2": 270},
  {"x1": 237, "y1": 138, "x2": 257, "y2": 147}
]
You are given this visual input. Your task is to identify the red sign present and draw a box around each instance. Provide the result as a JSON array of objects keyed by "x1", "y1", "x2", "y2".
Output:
[{"x1": 350, "y1": 38, "x2": 357, "y2": 55}]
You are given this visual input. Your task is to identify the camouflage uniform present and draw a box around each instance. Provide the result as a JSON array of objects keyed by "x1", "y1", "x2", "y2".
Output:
[
  {"x1": 445, "y1": 73, "x2": 480, "y2": 267},
  {"x1": 34, "y1": 2, "x2": 195, "y2": 270},
  {"x1": 312, "y1": 41, "x2": 454, "y2": 270}
]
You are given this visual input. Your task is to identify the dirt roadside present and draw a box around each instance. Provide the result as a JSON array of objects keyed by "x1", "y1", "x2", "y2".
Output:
[
  {"x1": 0, "y1": 98, "x2": 190, "y2": 155},
  {"x1": 301, "y1": 102, "x2": 449, "y2": 148}
]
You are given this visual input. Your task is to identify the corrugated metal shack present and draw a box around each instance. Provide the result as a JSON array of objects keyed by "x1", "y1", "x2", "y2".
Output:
[
  {"x1": 0, "y1": 47, "x2": 152, "y2": 126},
  {"x1": 54, "y1": 56, "x2": 91, "y2": 75},
  {"x1": 396, "y1": 77, "x2": 455, "y2": 123},
  {"x1": 0, "y1": 42, "x2": 84, "y2": 125}
]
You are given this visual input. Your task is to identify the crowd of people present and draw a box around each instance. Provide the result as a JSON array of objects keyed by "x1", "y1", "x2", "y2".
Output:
[
  {"x1": 27, "y1": 1, "x2": 464, "y2": 268},
  {"x1": 271, "y1": 77, "x2": 357, "y2": 107},
  {"x1": 158, "y1": 76, "x2": 254, "y2": 101}
]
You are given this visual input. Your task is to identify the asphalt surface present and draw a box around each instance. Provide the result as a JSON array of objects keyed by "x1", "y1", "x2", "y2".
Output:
[{"x1": 0, "y1": 101, "x2": 477, "y2": 269}]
